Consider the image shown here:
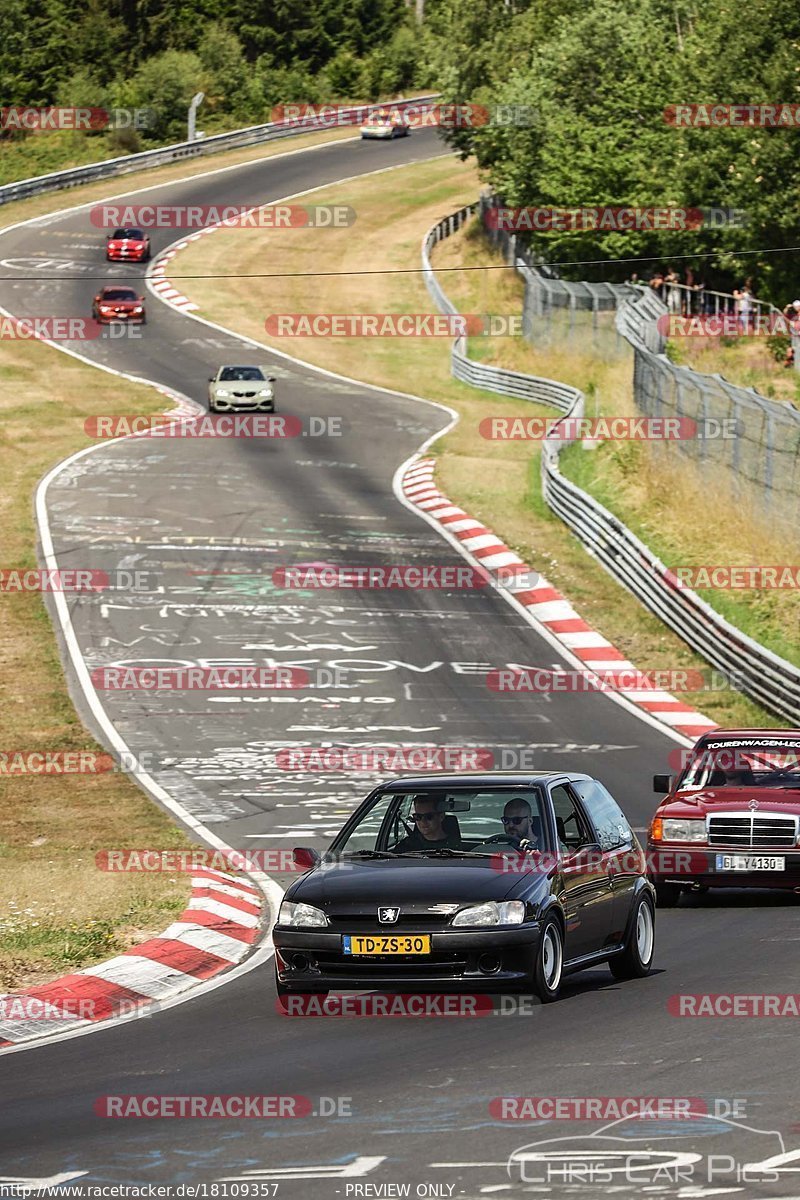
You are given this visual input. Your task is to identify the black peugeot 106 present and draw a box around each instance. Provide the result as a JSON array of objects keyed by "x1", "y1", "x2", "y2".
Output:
[{"x1": 272, "y1": 773, "x2": 656, "y2": 1005}]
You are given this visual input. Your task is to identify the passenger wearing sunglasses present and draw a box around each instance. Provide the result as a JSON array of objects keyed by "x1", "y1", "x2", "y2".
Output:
[{"x1": 393, "y1": 795, "x2": 462, "y2": 852}]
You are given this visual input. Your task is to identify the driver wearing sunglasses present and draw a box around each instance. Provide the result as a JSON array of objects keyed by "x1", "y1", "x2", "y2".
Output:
[
  {"x1": 500, "y1": 798, "x2": 538, "y2": 849},
  {"x1": 393, "y1": 794, "x2": 462, "y2": 852}
]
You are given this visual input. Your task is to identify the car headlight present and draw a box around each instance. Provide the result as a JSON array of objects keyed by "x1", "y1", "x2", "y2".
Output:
[
  {"x1": 215, "y1": 388, "x2": 230, "y2": 397},
  {"x1": 257, "y1": 389, "x2": 272, "y2": 396},
  {"x1": 133, "y1": 306, "x2": 143, "y2": 314},
  {"x1": 661, "y1": 818, "x2": 706, "y2": 843},
  {"x1": 278, "y1": 901, "x2": 327, "y2": 927},
  {"x1": 451, "y1": 900, "x2": 526, "y2": 927}
]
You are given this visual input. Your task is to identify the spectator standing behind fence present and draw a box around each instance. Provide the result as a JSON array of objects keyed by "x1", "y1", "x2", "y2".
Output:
[
  {"x1": 782, "y1": 300, "x2": 800, "y2": 367},
  {"x1": 664, "y1": 267, "x2": 682, "y2": 314},
  {"x1": 684, "y1": 267, "x2": 694, "y2": 314},
  {"x1": 649, "y1": 270, "x2": 665, "y2": 301},
  {"x1": 733, "y1": 280, "x2": 754, "y2": 331}
]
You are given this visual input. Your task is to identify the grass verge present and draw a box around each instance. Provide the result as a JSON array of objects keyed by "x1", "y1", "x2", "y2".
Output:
[
  {"x1": 172, "y1": 156, "x2": 776, "y2": 728},
  {"x1": 0, "y1": 340, "x2": 195, "y2": 991},
  {"x1": 666, "y1": 331, "x2": 800, "y2": 405}
]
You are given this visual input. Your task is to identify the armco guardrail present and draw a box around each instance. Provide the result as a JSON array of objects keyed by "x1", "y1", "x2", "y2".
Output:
[
  {"x1": 0, "y1": 96, "x2": 440, "y2": 208},
  {"x1": 423, "y1": 208, "x2": 582, "y2": 415},
  {"x1": 422, "y1": 204, "x2": 800, "y2": 723}
]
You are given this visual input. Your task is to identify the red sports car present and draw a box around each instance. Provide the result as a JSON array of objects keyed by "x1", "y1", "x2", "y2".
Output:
[
  {"x1": 106, "y1": 227, "x2": 150, "y2": 262},
  {"x1": 92, "y1": 286, "x2": 146, "y2": 324},
  {"x1": 648, "y1": 728, "x2": 800, "y2": 904}
]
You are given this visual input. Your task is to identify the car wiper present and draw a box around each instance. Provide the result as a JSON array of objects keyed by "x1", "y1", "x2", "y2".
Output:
[
  {"x1": 400, "y1": 848, "x2": 481, "y2": 857},
  {"x1": 343, "y1": 849, "x2": 398, "y2": 859}
]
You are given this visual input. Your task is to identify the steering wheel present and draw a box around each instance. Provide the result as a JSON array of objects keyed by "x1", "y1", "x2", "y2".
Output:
[{"x1": 480, "y1": 833, "x2": 519, "y2": 845}]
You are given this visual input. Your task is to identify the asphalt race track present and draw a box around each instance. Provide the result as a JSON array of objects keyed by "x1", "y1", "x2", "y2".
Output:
[{"x1": 2, "y1": 129, "x2": 800, "y2": 1197}]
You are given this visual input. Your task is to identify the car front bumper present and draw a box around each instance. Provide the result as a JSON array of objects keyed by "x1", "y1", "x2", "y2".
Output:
[
  {"x1": 273, "y1": 924, "x2": 540, "y2": 992},
  {"x1": 209, "y1": 395, "x2": 274, "y2": 411},
  {"x1": 649, "y1": 842, "x2": 800, "y2": 888}
]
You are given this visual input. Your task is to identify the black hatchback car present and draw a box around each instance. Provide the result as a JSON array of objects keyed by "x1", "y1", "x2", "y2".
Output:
[{"x1": 273, "y1": 773, "x2": 655, "y2": 1005}]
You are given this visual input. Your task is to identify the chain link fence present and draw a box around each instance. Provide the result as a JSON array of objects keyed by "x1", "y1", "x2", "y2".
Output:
[
  {"x1": 478, "y1": 192, "x2": 800, "y2": 522},
  {"x1": 424, "y1": 204, "x2": 800, "y2": 723},
  {"x1": 479, "y1": 194, "x2": 637, "y2": 359}
]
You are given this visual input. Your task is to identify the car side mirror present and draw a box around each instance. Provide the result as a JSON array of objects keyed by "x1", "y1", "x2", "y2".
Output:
[
  {"x1": 293, "y1": 846, "x2": 321, "y2": 870},
  {"x1": 268, "y1": 376, "x2": 276, "y2": 383},
  {"x1": 208, "y1": 376, "x2": 214, "y2": 382},
  {"x1": 653, "y1": 773, "x2": 672, "y2": 794}
]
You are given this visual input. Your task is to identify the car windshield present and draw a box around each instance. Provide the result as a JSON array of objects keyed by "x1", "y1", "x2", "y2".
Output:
[
  {"x1": 219, "y1": 367, "x2": 264, "y2": 381},
  {"x1": 112, "y1": 228, "x2": 144, "y2": 239},
  {"x1": 681, "y1": 740, "x2": 800, "y2": 789},
  {"x1": 332, "y1": 788, "x2": 549, "y2": 856},
  {"x1": 101, "y1": 289, "x2": 137, "y2": 301}
]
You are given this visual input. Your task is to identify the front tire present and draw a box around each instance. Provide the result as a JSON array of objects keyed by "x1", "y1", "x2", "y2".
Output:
[
  {"x1": 533, "y1": 913, "x2": 563, "y2": 1002},
  {"x1": 609, "y1": 893, "x2": 655, "y2": 980}
]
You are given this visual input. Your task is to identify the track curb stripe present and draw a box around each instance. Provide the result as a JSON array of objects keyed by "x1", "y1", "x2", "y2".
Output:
[
  {"x1": 401, "y1": 458, "x2": 717, "y2": 741},
  {"x1": 0, "y1": 848, "x2": 264, "y2": 1048}
]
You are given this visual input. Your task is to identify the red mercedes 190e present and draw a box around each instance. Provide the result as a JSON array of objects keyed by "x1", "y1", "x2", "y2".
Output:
[{"x1": 648, "y1": 729, "x2": 800, "y2": 905}]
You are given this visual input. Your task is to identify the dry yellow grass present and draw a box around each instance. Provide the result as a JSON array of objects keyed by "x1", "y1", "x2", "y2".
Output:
[
  {"x1": 669, "y1": 334, "x2": 800, "y2": 404},
  {"x1": 174, "y1": 160, "x2": 774, "y2": 727},
  {"x1": 0, "y1": 335, "x2": 193, "y2": 990}
]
